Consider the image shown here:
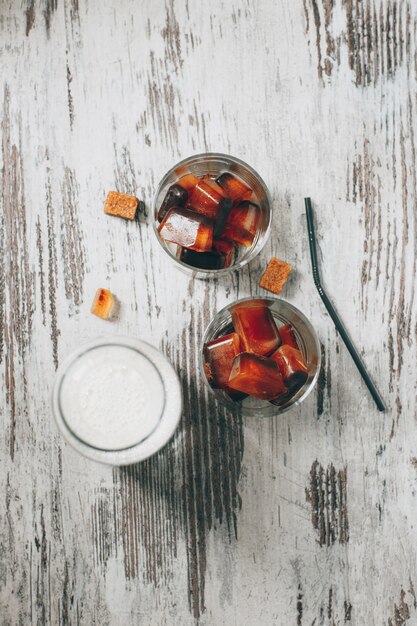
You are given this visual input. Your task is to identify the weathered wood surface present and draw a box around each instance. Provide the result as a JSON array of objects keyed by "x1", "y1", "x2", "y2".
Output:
[{"x1": 1, "y1": 0, "x2": 416, "y2": 624}]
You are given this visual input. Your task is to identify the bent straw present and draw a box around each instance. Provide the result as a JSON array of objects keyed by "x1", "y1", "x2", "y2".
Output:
[{"x1": 304, "y1": 197, "x2": 386, "y2": 412}]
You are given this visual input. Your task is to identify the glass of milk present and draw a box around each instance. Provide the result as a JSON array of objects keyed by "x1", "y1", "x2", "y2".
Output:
[{"x1": 52, "y1": 337, "x2": 182, "y2": 465}]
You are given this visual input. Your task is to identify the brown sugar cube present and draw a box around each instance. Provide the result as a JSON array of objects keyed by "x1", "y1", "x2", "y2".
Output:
[
  {"x1": 259, "y1": 257, "x2": 292, "y2": 295},
  {"x1": 104, "y1": 191, "x2": 138, "y2": 220},
  {"x1": 91, "y1": 288, "x2": 116, "y2": 319}
]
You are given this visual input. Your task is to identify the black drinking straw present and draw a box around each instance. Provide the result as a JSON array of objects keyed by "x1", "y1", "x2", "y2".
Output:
[{"x1": 304, "y1": 197, "x2": 386, "y2": 412}]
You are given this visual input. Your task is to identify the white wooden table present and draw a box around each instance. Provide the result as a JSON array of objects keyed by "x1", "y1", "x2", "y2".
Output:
[{"x1": 1, "y1": 1, "x2": 416, "y2": 624}]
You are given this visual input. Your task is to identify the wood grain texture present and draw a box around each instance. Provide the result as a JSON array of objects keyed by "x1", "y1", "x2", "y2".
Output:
[{"x1": 1, "y1": 0, "x2": 416, "y2": 624}]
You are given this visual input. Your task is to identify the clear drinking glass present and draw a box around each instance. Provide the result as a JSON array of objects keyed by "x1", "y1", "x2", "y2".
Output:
[
  {"x1": 152, "y1": 153, "x2": 272, "y2": 278},
  {"x1": 200, "y1": 297, "x2": 321, "y2": 417},
  {"x1": 51, "y1": 336, "x2": 182, "y2": 465}
]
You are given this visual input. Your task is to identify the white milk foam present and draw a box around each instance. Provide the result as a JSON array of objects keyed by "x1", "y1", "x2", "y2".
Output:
[{"x1": 60, "y1": 344, "x2": 165, "y2": 450}]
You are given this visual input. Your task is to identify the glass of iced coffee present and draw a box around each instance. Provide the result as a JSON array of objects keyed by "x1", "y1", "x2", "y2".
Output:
[
  {"x1": 153, "y1": 153, "x2": 272, "y2": 277},
  {"x1": 200, "y1": 297, "x2": 321, "y2": 417}
]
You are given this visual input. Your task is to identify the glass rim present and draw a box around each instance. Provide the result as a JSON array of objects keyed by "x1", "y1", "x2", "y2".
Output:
[
  {"x1": 151, "y1": 152, "x2": 273, "y2": 277},
  {"x1": 199, "y1": 296, "x2": 322, "y2": 417},
  {"x1": 51, "y1": 336, "x2": 182, "y2": 465}
]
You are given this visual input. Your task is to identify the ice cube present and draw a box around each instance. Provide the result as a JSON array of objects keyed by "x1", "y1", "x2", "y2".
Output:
[
  {"x1": 177, "y1": 173, "x2": 199, "y2": 192},
  {"x1": 178, "y1": 247, "x2": 226, "y2": 270},
  {"x1": 215, "y1": 172, "x2": 253, "y2": 202},
  {"x1": 204, "y1": 332, "x2": 241, "y2": 389},
  {"x1": 221, "y1": 200, "x2": 260, "y2": 247},
  {"x1": 270, "y1": 345, "x2": 308, "y2": 392},
  {"x1": 178, "y1": 237, "x2": 237, "y2": 270},
  {"x1": 187, "y1": 179, "x2": 227, "y2": 220},
  {"x1": 213, "y1": 239, "x2": 236, "y2": 268},
  {"x1": 200, "y1": 175, "x2": 226, "y2": 195},
  {"x1": 193, "y1": 176, "x2": 233, "y2": 235},
  {"x1": 158, "y1": 207, "x2": 213, "y2": 252},
  {"x1": 213, "y1": 197, "x2": 233, "y2": 237},
  {"x1": 91, "y1": 288, "x2": 115, "y2": 320},
  {"x1": 279, "y1": 324, "x2": 300, "y2": 350},
  {"x1": 228, "y1": 353, "x2": 286, "y2": 400},
  {"x1": 158, "y1": 184, "x2": 188, "y2": 222},
  {"x1": 231, "y1": 301, "x2": 281, "y2": 356}
]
